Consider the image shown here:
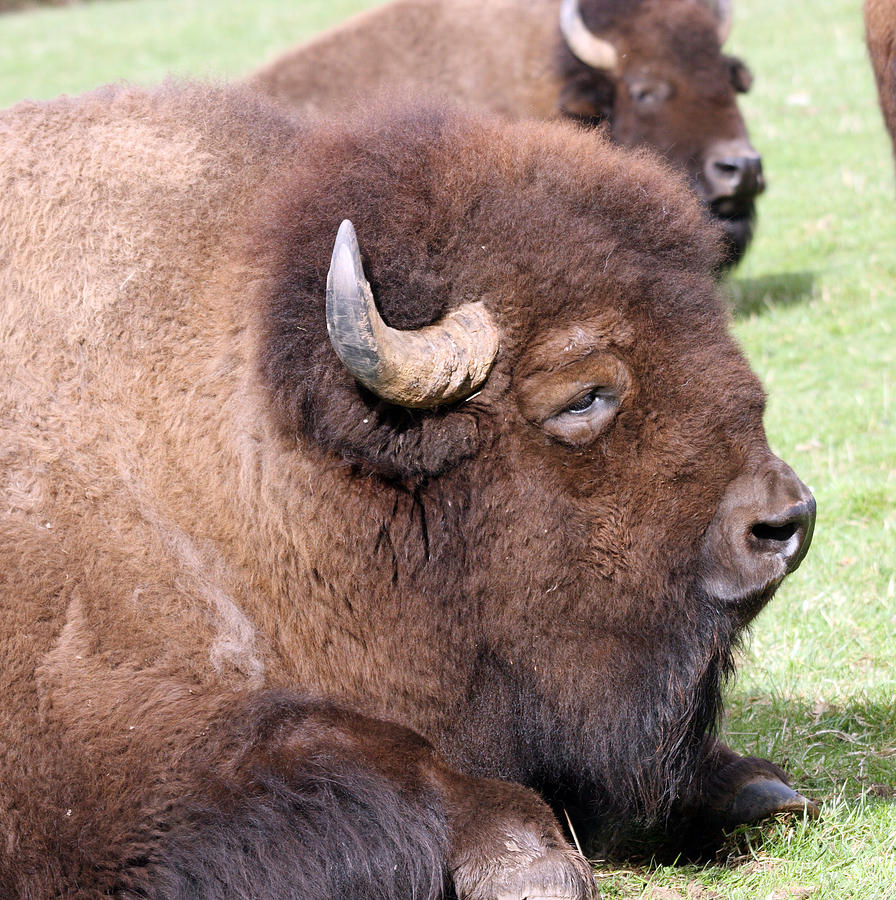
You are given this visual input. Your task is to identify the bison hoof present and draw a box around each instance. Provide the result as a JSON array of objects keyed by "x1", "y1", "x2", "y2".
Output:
[
  {"x1": 452, "y1": 829, "x2": 598, "y2": 900},
  {"x1": 727, "y1": 776, "x2": 819, "y2": 828}
]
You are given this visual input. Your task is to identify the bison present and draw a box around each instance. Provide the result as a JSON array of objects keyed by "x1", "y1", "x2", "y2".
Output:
[
  {"x1": 249, "y1": 0, "x2": 765, "y2": 268},
  {"x1": 0, "y1": 82, "x2": 815, "y2": 899},
  {"x1": 865, "y1": 0, "x2": 896, "y2": 165}
]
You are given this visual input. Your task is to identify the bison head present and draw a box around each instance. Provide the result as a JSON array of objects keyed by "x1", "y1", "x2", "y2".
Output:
[
  {"x1": 557, "y1": 0, "x2": 764, "y2": 268},
  {"x1": 253, "y1": 108, "x2": 812, "y2": 847}
]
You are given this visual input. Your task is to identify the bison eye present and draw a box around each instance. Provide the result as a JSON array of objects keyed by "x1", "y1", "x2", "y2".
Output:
[
  {"x1": 542, "y1": 387, "x2": 619, "y2": 446},
  {"x1": 626, "y1": 78, "x2": 672, "y2": 111},
  {"x1": 563, "y1": 387, "x2": 610, "y2": 414}
]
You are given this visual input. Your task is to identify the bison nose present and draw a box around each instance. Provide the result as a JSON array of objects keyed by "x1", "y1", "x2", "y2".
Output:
[
  {"x1": 704, "y1": 149, "x2": 765, "y2": 200},
  {"x1": 749, "y1": 494, "x2": 816, "y2": 575},
  {"x1": 697, "y1": 457, "x2": 816, "y2": 612}
]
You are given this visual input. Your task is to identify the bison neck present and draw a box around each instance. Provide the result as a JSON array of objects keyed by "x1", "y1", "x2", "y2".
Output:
[
  {"x1": 435, "y1": 609, "x2": 733, "y2": 847},
  {"x1": 226, "y1": 454, "x2": 736, "y2": 840}
]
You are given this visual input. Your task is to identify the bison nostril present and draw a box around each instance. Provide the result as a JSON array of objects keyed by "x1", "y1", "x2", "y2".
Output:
[
  {"x1": 751, "y1": 522, "x2": 797, "y2": 543},
  {"x1": 714, "y1": 160, "x2": 741, "y2": 177},
  {"x1": 748, "y1": 496, "x2": 816, "y2": 574}
]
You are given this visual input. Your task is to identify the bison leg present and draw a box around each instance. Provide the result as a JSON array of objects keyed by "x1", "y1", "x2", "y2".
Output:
[
  {"x1": 113, "y1": 691, "x2": 595, "y2": 900},
  {"x1": 674, "y1": 737, "x2": 818, "y2": 848},
  {"x1": 441, "y1": 773, "x2": 597, "y2": 900},
  {"x1": 111, "y1": 695, "x2": 448, "y2": 900}
]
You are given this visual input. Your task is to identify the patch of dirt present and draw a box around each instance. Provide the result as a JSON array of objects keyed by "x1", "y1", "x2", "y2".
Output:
[
  {"x1": 640, "y1": 885, "x2": 724, "y2": 899},
  {"x1": 0, "y1": 0, "x2": 81, "y2": 11},
  {"x1": 687, "y1": 886, "x2": 726, "y2": 899},
  {"x1": 766, "y1": 887, "x2": 816, "y2": 900}
]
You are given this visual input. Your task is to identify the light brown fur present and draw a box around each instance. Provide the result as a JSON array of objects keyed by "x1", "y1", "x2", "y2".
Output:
[{"x1": 252, "y1": 0, "x2": 561, "y2": 121}]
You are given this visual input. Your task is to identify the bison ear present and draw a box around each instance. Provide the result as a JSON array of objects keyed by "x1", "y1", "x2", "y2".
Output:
[
  {"x1": 282, "y1": 221, "x2": 500, "y2": 482},
  {"x1": 723, "y1": 55, "x2": 753, "y2": 94},
  {"x1": 558, "y1": 73, "x2": 615, "y2": 126},
  {"x1": 259, "y1": 222, "x2": 498, "y2": 482}
]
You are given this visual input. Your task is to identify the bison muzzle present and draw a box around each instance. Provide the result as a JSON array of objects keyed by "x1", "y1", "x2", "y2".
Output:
[{"x1": 0, "y1": 83, "x2": 815, "y2": 899}]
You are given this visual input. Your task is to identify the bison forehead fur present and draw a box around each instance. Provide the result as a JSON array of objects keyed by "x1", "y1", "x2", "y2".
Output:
[
  {"x1": 255, "y1": 105, "x2": 731, "y2": 480},
  {"x1": 0, "y1": 82, "x2": 813, "y2": 897}
]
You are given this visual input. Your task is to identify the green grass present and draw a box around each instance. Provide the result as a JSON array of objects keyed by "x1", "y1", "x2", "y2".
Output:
[
  {"x1": 2, "y1": 0, "x2": 894, "y2": 897},
  {"x1": 0, "y1": 0, "x2": 381, "y2": 105}
]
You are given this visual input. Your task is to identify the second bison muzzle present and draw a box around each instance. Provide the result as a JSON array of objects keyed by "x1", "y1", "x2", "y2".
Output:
[{"x1": 0, "y1": 84, "x2": 814, "y2": 898}]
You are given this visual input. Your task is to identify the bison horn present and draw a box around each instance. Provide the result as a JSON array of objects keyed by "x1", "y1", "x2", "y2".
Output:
[
  {"x1": 715, "y1": 0, "x2": 733, "y2": 44},
  {"x1": 559, "y1": 0, "x2": 619, "y2": 72},
  {"x1": 326, "y1": 220, "x2": 499, "y2": 409},
  {"x1": 695, "y1": 0, "x2": 734, "y2": 44}
]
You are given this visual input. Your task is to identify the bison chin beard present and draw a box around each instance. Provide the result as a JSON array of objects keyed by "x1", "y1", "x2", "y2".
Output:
[
  {"x1": 503, "y1": 593, "x2": 740, "y2": 859},
  {"x1": 710, "y1": 197, "x2": 756, "y2": 270}
]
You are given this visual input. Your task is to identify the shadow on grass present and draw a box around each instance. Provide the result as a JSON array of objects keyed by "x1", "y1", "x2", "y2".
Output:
[
  {"x1": 723, "y1": 693, "x2": 896, "y2": 802},
  {"x1": 724, "y1": 271, "x2": 816, "y2": 319},
  {"x1": 606, "y1": 696, "x2": 896, "y2": 878}
]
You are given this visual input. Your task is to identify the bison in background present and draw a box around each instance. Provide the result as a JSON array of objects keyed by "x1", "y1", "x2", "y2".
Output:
[
  {"x1": 0, "y1": 82, "x2": 815, "y2": 899},
  {"x1": 865, "y1": 0, "x2": 896, "y2": 165},
  {"x1": 249, "y1": 0, "x2": 765, "y2": 268}
]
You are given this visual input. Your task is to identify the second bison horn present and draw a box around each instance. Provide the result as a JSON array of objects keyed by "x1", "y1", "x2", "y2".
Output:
[
  {"x1": 325, "y1": 219, "x2": 499, "y2": 409},
  {"x1": 695, "y1": 0, "x2": 734, "y2": 44},
  {"x1": 559, "y1": 0, "x2": 619, "y2": 72}
]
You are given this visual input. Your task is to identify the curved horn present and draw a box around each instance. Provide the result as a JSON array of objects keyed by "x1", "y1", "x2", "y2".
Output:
[
  {"x1": 715, "y1": 0, "x2": 733, "y2": 44},
  {"x1": 326, "y1": 220, "x2": 499, "y2": 409},
  {"x1": 559, "y1": 0, "x2": 619, "y2": 72},
  {"x1": 695, "y1": 0, "x2": 733, "y2": 44}
]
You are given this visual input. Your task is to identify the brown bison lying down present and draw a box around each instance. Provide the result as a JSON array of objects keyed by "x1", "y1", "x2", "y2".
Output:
[
  {"x1": 865, "y1": 0, "x2": 896, "y2": 164},
  {"x1": 0, "y1": 83, "x2": 815, "y2": 899},
  {"x1": 249, "y1": 0, "x2": 765, "y2": 268}
]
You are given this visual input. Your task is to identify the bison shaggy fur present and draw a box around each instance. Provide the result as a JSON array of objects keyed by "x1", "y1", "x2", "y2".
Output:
[{"x1": 0, "y1": 81, "x2": 814, "y2": 898}]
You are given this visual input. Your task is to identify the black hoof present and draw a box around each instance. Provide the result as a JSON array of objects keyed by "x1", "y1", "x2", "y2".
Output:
[{"x1": 727, "y1": 777, "x2": 819, "y2": 828}]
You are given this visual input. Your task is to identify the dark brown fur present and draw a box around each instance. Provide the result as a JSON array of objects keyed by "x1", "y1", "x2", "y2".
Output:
[
  {"x1": 865, "y1": 0, "x2": 896, "y2": 165},
  {"x1": 0, "y1": 82, "x2": 811, "y2": 897}
]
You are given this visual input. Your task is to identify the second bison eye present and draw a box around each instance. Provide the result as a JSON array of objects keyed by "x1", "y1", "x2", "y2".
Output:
[
  {"x1": 626, "y1": 78, "x2": 672, "y2": 112},
  {"x1": 542, "y1": 387, "x2": 619, "y2": 446}
]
